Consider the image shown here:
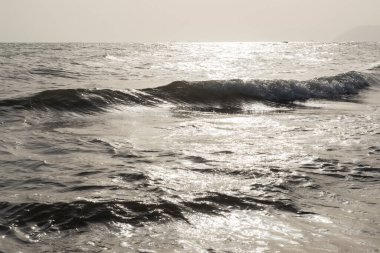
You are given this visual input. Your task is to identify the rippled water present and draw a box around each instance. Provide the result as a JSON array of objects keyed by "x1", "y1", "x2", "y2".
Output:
[{"x1": 0, "y1": 42, "x2": 380, "y2": 253}]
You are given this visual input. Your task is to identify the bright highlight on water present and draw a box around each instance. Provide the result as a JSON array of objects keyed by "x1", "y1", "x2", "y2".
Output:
[{"x1": 0, "y1": 42, "x2": 379, "y2": 252}]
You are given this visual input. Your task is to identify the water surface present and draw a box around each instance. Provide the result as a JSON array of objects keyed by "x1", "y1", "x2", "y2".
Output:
[{"x1": 0, "y1": 42, "x2": 379, "y2": 252}]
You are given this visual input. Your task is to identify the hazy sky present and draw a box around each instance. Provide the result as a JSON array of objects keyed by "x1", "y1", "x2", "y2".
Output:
[{"x1": 0, "y1": 0, "x2": 379, "y2": 42}]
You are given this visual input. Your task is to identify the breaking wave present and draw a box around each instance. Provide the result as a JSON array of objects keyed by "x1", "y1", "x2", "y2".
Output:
[
  {"x1": 0, "y1": 71, "x2": 375, "y2": 113},
  {"x1": 146, "y1": 71, "x2": 371, "y2": 104},
  {"x1": 368, "y1": 62, "x2": 380, "y2": 71},
  {"x1": 104, "y1": 53, "x2": 127, "y2": 62}
]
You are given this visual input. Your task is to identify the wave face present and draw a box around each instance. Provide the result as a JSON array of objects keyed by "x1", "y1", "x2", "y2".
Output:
[
  {"x1": 145, "y1": 71, "x2": 371, "y2": 104},
  {"x1": 0, "y1": 200, "x2": 187, "y2": 232},
  {"x1": 0, "y1": 88, "x2": 161, "y2": 112},
  {"x1": 0, "y1": 71, "x2": 373, "y2": 113},
  {"x1": 369, "y1": 62, "x2": 380, "y2": 71},
  {"x1": 0, "y1": 194, "x2": 310, "y2": 233}
]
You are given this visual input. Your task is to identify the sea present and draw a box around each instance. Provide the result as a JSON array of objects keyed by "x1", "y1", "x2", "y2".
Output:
[{"x1": 0, "y1": 42, "x2": 379, "y2": 253}]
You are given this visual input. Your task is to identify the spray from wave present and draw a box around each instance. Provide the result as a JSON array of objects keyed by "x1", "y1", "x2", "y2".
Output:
[{"x1": 104, "y1": 53, "x2": 127, "y2": 62}]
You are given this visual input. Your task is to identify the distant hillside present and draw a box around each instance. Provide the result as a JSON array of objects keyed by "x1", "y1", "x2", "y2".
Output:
[{"x1": 335, "y1": 26, "x2": 380, "y2": 42}]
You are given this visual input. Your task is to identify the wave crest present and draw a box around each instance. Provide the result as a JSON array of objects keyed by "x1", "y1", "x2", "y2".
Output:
[
  {"x1": 145, "y1": 71, "x2": 371, "y2": 104},
  {"x1": 104, "y1": 53, "x2": 126, "y2": 62},
  {"x1": 0, "y1": 71, "x2": 374, "y2": 113}
]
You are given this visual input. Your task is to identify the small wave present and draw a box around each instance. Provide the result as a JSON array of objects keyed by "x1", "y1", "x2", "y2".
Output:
[
  {"x1": 0, "y1": 89, "x2": 162, "y2": 113},
  {"x1": 144, "y1": 71, "x2": 371, "y2": 104},
  {"x1": 0, "y1": 200, "x2": 187, "y2": 232},
  {"x1": 368, "y1": 62, "x2": 380, "y2": 71},
  {"x1": 0, "y1": 71, "x2": 374, "y2": 113},
  {"x1": 104, "y1": 53, "x2": 126, "y2": 62},
  {"x1": 29, "y1": 67, "x2": 83, "y2": 79},
  {"x1": 300, "y1": 158, "x2": 380, "y2": 182},
  {"x1": 193, "y1": 192, "x2": 313, "y2": 214},
  {"x1": 0, "y1": 193, "x2": 311, "y2": 235}
]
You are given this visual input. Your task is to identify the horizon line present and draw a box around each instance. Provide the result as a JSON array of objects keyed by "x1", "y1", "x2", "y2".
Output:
[{"x1": 1, "y1": 40, "x2": 379, "y2": 44}]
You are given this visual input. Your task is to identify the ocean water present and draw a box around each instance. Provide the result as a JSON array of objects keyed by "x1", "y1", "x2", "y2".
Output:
[{"x1": 0, "y1": 42, "x2": 379, "y2": 253}]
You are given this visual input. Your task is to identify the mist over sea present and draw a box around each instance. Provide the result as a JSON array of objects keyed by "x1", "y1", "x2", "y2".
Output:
[{"x1": 0, "y1": 42, "x2": 379, "y2": 252}]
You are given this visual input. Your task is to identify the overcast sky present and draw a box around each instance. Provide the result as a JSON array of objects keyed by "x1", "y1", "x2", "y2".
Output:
[{"x1": 0, "y1": 0, "x2": 379, "y2": 42}]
